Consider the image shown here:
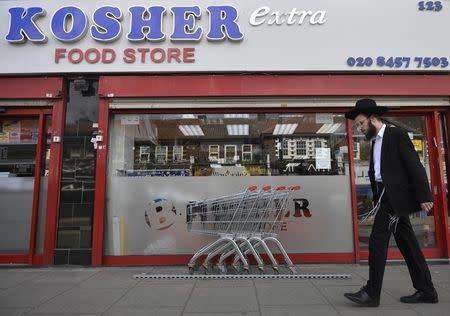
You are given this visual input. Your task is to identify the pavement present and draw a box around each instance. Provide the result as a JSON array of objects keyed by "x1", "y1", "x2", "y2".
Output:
[{"x1": 1, "y1": 262, "x2": 450, "y2": 316}]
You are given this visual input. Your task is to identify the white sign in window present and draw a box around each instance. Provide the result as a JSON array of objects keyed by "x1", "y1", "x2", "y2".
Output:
[{"x1": 316, "y1": 147, "x2": 331, "y2": 170}]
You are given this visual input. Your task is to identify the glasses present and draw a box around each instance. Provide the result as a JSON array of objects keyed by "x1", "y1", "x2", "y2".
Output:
[{"x1": 354, "y1": 118, "x2": 369, "y2": 130}]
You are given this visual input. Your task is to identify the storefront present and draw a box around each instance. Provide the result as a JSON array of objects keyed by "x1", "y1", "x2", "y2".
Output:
[{"x1": 0, "y1": 1, "x2": 449, "y2": 266}]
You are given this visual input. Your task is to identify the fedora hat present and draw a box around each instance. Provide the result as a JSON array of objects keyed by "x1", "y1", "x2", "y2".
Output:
[{"x1": 345, "y1": 99, "x2": 388, "y2": 120}]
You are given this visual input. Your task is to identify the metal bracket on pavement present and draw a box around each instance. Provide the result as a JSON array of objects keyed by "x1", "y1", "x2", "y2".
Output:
[{"x1": 133, "y1": 273, "x2": 352, "y2": 280}]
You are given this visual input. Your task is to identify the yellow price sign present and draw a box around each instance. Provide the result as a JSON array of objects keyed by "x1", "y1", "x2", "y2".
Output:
[{"x1": 412, "y1": 139, "x2": 423, "y2": 151}]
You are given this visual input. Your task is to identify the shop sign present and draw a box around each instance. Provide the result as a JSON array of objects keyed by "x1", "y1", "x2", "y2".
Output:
[
  {"x1": 5, "y1": 6, "x2": 245, "y2": 43},
  {"x1": 0, "y1": 0, "x2": 449, "y2": 74}
]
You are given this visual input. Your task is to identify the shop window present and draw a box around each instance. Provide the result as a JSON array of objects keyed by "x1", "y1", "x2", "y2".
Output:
[
  {"x1": 108, "y1": 113, "x2": 349, "y2": 177},
  {"x1": 105, "y1": 111, "x2": 352, "y2": 256}
]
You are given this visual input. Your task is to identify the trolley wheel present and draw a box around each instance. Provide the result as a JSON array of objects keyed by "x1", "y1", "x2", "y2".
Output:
[
  {"x1": 272, "y1": 267, "x2": 280, "y2": 275},
  {"x1": 188, "y1": 267, "x2": 195, "y2": 275},
  {"x1": 288, "y1": 266, "x2": 297, "y2": 275}
]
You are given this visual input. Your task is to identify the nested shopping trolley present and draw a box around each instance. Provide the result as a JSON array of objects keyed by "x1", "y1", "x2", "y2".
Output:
[{"x1": 186, "y1": 185, "x2": 301, "y2": 274}]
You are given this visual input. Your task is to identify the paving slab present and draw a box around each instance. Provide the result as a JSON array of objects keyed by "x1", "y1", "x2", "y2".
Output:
[
  {"x1": 261, "y1": 305, "x2": 340, "y2": 316},
  {"x1": 21, "y1": 269, "x2": 99, "y2": 286},
  {"x1": 195, "y1": 278, "x2": 254, "y2": 288},
  {"x1": 317, "y1": 285, "x2": 404, "y2": 310},
  {"x1": 0, "y1": 308, "x2": 32, "y2": 316},
  {"x1": 78, "y1": 270, "x2": 140, "y2": 289},
  {"x1": 184, "y1": 286, "x2": 258, "y2": 313},
  {"x1": 0, "y1": 284, "x2": 73, "y2": 308},
  {"x1": 338, "y1": 309, "x2": 421, "y2": 316},
  {"x1": 256, "y1": 281, "x2": 327, "y2": 306},
  {"x1": 183, "y1": 313, "x2": 259, "y2": 316},
  {"x1": 408, "y1": 301, "x2": 450, "y2": 316},
  {"x1": 27, "y1": 288, "x2": 128, "y2": 314},
  {"x1": 0, "y1": 271, "x2": 46, "y2": 289},
  {"x1": 104, "y1": 306, "x2": 183, "y2": 316},
  {"x1": 115, "y1": 284, "x2": 193, "y2": 308}
]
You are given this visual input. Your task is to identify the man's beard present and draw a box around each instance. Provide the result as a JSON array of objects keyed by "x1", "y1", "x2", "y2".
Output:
[{"x1": 364, "y1": 121, "x2": 377, "y2": 141}]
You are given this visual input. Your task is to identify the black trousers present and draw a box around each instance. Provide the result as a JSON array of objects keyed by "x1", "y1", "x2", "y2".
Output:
[{"x1": 365, "y1": 182, "x2": 435, "y2": 299}]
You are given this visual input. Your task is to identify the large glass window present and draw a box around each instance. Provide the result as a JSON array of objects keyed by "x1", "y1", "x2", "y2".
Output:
[
  {"x1": 105, "y1": 112, "x2": 353, "y2": 256},
  {"x1": 108, "y1": 113, "x2": 349, "y2": 177}
]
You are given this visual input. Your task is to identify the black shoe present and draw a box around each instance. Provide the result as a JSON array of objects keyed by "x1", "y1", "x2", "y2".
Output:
[
  {"x1": 344, "y1": 288, "x2": 380, "y2": 307},
  {"x1": 400, "y1": 290, "x2": 438, "y2": 304}
]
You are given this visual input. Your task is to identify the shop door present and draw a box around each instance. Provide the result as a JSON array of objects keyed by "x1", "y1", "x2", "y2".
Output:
[
  {"x1": 0, "y1": 111, "x2": 52, "y2": 263},
  {"x1": 353, "y1": 113, "x2": 445, "y2": 259}
]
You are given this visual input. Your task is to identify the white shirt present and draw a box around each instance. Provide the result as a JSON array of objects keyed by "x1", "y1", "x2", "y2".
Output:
[{"x1": 373, "y1": 124, "x2": 386, "y2": 182}]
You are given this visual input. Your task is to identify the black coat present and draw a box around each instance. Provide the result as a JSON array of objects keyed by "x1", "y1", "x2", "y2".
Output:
[{"x1": 369, "y1": 125, "x2": 433, "y2": 216}]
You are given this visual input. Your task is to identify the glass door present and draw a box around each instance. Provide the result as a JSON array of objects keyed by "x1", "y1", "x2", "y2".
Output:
[
  {"x1": 0, "y1": 113, "x2": 51, "y2": 261},
  {"x1": 353, "y1": 114, "x2": 440, "y2": 257},
  {"x1": 439, "y1": 113, "x2": 450, "y2": 249}
]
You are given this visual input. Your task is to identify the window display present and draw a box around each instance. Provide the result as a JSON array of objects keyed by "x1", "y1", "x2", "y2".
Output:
[{"x1": 105, "y1": 111, "x2": 354, "y2": 256}]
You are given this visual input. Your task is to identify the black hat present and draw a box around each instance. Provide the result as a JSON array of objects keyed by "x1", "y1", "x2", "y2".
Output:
[{"x1": 345, "y1": 99, "x2": 388, "y2": 120}]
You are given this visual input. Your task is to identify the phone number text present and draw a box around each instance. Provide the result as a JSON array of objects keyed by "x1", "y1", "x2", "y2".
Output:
[{"x1": 347, "y1": 56, "x2": 449, "y2": 68}]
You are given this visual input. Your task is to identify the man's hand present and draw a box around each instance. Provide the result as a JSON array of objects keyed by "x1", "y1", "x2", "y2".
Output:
[{"x1": 420, "y1": 202, "x2": 434, "y2": 213}]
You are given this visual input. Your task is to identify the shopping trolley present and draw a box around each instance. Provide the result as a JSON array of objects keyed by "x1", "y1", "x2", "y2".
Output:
[{"x1": 186, "y1": 185, "x2": 301, "y2": 275}]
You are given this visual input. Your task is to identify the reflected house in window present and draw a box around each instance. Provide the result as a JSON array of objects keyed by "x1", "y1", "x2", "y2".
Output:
[
  {"x1": 275, "y1": 137, "x2": 327, "y2": 160},
  {"x1": 110, "y1": 113, "x2": 348, "y2": 177}
]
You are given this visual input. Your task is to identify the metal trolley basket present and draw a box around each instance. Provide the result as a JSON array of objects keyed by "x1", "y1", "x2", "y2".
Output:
[{"x1": 186, "y1": 185, "x2": 301, "y2": 274}]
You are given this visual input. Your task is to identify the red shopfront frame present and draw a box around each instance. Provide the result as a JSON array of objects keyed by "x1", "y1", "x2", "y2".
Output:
[
  {"x1": 93, "y1": 74, "x2": 450, "y2": 266},
  {"x1": 0, "y1": 77, "x2": 65, "y2": 265}
]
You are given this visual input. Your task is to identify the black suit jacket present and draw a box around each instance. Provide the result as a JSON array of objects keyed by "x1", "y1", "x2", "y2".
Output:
[{"x1": 369, "y1": 125, "x2": 433, "y2": 216}]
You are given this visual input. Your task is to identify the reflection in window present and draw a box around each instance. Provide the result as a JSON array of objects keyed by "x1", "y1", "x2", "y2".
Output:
[
  {"x1": 173, "y1": 145, "x2": 183, "y2": 162},
  {"x1": 155, "y1": 146, "x2": 168, "y2": 163},
  {"x1": 208, "y1": 145, "x2": 219, "y2": 162},
  {"x1": 108, "y1": 113, "x2": 349, "y2": 177},
  {"x1": 242, "y1": 144, "x2": 252, "y2": 161}
]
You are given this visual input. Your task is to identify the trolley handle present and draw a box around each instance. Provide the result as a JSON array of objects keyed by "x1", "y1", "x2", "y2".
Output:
[
  {"x1": 247, "y1": 185, "x2": 258, "y2": 191},
  {"x1": 289, "y1": 185, "x2": 302, "y2": 191},
  {"x1": 262, "y1": 186, "x2": 272, "y2": 191},
  {"x1": 275, "y1": 186, "x2": 286, "y2": 191}
]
